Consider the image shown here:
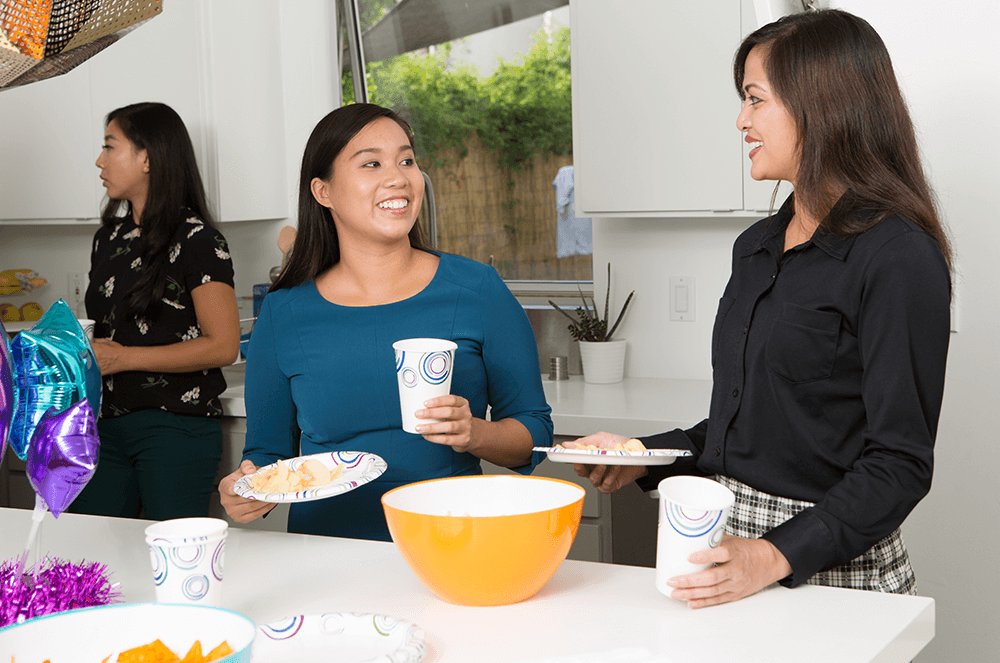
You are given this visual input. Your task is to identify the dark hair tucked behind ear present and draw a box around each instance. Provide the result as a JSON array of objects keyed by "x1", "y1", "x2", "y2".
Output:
[
  {"x1": 271, "y1": 103, "x2": 429, "y2": 292},
  {"x1": 734, "y1": 9, "x2": 952, "y2": 272},
  {"x1": 102, "y1": 102, "x2": 217, "y2": 319}
]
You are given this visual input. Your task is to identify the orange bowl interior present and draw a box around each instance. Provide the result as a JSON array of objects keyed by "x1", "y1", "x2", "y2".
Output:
[{"x1": 382, "y1": 475, "x2": 585, "y2": 606}]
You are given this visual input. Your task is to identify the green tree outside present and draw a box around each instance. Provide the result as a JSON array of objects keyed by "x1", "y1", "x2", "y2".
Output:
[{"x1": 343, "y1": 26, "x2": 573, "y2": 170}]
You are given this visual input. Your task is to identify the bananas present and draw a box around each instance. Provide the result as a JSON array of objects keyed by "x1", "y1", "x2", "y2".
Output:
[{"x1": 0, "y1": 269, "x2": 47, "y2": 296}]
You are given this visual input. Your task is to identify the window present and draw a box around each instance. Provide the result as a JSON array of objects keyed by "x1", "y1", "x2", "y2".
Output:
[{"x1": 338, "y1": 0, "x2": 592, "y2": 285}]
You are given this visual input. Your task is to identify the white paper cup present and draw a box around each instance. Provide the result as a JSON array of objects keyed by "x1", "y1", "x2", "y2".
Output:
[
  {"x1": 77, "y1": 318, "x2": 95, "y2": 341},
  {"x1": 393, "y1": 338, "x2": 458, "y2": 434},
  {"x1": 144, "y1": 517, "x2": 228, "y2": 606},
  {"x1": 655, "y1": 476, "x2": 735, "y2": 598}
]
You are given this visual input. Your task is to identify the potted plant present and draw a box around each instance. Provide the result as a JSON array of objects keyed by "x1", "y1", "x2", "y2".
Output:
[{"x1": 549, "y1": 263, "x2": 634, "y2": 384}]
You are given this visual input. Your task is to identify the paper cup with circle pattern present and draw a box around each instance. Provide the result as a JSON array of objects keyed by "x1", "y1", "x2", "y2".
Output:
[
  {"x1": 392, "y1": 338, "x2": 458, "y2": 434},
  {"x1": 76, "y1": 319, "x2": 95, "y2": 342},
  {"x1": 144, "y1": 517, "x2": 228, "y2": 606},
  {"x1": 654, "y1": 476, "x2": 735, "y2": 598}
]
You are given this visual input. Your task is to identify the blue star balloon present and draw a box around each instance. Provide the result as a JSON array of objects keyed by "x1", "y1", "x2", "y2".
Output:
[
  {"x1": 9, "y1": 300, "x2": 101, "y2": 460},
  {"x1": 26, "y1": 399, "x2": 99, "y2": 517},
  {"x1": 0, "y1": 319, "x2": 15, "y2": 468}
]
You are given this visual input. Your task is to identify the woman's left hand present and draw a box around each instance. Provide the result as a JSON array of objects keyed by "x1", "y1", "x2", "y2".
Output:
[
  {"x1": 415, "y1": 394, "x2": 474, "y2": 452},
  {"x1": 666, "y1": 534, "x2": 792, "y2": 608},
  {"x1": 90, "y1": 338, "x2": 130, "y2": 376}
]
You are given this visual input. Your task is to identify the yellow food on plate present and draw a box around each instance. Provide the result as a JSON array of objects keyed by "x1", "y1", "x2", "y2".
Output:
[
  {"x1": 556, "y1": 438, "x2": 648, "y2": 452},
  {"x1": 250, "y1": 458, "x2": 344, "y2": 493}
]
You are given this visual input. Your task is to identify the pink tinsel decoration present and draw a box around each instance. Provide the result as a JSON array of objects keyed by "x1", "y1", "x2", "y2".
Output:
[{"x1": 0, "y1": 555, "x2": 121, "y2": 627}]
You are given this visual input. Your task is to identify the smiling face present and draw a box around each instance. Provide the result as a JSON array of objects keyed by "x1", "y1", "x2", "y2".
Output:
[
  {"x1": 95, "y1": 119, "x2": 150, "y2": 210},
  {"x1": 736, "y1": 46, "x2": 800, "y2": 186},
  {"x1": 311, "y1": 117, "x2": 424, "y2": 249}
]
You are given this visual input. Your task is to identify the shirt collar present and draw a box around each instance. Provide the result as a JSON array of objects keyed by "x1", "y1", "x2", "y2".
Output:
[{"x1": 742, "y1": 193, "x2": 857, "y2": 261}]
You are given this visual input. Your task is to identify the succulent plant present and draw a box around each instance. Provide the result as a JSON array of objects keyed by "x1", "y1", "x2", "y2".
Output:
[{"x1": 549, "y1": 263, "x2": 634, "y2": 342}]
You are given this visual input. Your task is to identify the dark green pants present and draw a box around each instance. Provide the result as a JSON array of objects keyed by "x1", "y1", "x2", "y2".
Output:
[{"x1": 69, "y1": 409, "x2": 222, "y2": 521}]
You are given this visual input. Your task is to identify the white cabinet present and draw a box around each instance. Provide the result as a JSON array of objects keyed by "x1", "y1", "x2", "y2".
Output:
[
  {"x1": 0, "y1": 0, "x2": 287, "y2": 223},
  {"x1": 0, "y1": 66, "x2": 100, "y2": 221},
  {"x1": 570, "y1": 0, "x2": 793, "y2": 217}
]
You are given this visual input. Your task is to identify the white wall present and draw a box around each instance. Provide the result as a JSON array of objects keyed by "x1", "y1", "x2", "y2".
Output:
[
  {"x1": 594, "y1": 2, "x2": 1000, "y2": 660},
  {"x1": 0, "y1": 0, "x2": 339, "y2": 315}
]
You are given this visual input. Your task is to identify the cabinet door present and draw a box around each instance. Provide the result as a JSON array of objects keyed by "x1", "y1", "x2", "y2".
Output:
[
  {"x1": 203, "y1": 0, "x2": 287, "y2": 222},
  {"x1": 87, "y1": 0, "x2": 287, "y2": 223},
  {"x1": 86, "y1": 0, "x2": 210, "y2": 212},
  {"x1": 571, "y1": 0, "x2": 744, "y2": 215},
  {"x1": 0, "y1": 66, "x2": 99, "y2": 220}
]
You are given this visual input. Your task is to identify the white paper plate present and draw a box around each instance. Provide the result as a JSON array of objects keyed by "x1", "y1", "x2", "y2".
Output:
[
  {"x1": 253, "y1": 612, "x2": 427, "y2": 663},
  {"x1": 533, "y1": 446, "x2": 692, "y2": 466},
  {"x1": 233, "y1": 451, "x2": 387, "y2": 503}
]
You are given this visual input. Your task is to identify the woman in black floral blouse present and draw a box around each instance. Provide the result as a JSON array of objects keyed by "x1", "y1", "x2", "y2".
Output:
[{"x1": 69, "y1": 102, "x2": 241, "y2": 520}]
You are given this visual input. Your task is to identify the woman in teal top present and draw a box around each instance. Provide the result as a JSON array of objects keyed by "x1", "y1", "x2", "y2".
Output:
[{"x1": 219, "y1": 104, "x2": 552, "y2": 540}]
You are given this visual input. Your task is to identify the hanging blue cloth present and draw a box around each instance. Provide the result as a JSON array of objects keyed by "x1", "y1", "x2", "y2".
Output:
[{"x1": 552, "y1": 165, "x2": 593, "y2": 258}]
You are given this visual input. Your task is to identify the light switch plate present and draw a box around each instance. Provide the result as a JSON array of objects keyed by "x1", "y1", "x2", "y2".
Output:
[{"x1": 669, "y1": 276, "x2": 695, "y2": 322}]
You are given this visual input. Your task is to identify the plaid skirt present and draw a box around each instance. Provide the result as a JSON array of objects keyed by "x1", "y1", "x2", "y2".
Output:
[{"x1": 715, "y1": 475, "x2": 917, "y2": 595}]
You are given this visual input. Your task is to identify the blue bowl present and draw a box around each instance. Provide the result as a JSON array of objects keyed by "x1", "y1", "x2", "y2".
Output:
[{"x1": 0, "y1": 602, "x2": 255, "y2": 662}]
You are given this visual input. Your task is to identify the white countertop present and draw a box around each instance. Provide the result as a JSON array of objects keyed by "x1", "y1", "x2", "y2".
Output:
[
  {"x1": 0, "y1": 508, "x2": 934, "y2": 662},
  {"x1": 220, "y1": 370, "x2": 712, "y2": 439},
  {"x1": 539, "y1": 376, "x2": 710, "y2": 437}
]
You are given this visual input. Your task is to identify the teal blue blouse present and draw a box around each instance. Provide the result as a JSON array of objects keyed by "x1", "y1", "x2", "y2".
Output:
[{"x1": 242, "y1": 252, "x2": 552, "y2": 540}]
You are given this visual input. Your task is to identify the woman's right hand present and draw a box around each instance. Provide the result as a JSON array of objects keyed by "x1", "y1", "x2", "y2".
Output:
[
  {"x1": 219, "y1": 459, "x2": 276, "y2": 523},
  {"x1": 567, "y1": 431, "x2": 649, "y2": 494}
]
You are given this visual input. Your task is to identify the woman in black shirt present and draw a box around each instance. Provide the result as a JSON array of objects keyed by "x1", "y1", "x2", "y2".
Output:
[
  {"x1": 69, "y1": 102, "x2": 240, "y2": 520},
  {"x1": 571, "y1": 9, "x2": 952, "y2": 607}
]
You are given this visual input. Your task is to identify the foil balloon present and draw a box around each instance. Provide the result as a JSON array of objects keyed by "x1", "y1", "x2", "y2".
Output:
[
  {"x1": 26, "y1": 399, "x2": 99, "y2": 517},
  {"x1": 0, "y1": 319, "x2": 15, "y2": 468},
  {"x1": 9, "y1": 299, "x2": 101, "y2": 460}
]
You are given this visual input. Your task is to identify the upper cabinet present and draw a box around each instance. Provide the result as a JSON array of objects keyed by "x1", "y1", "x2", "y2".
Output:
[
  {"x1": 0, "y1": 0, "x2": 287, "y2": 223},
  {"x1": 0, "y1": 66, "x2": 99, "y2": 221},
  {"x1": 570, "y1": 0, "x2": 793, "y2": 217}
]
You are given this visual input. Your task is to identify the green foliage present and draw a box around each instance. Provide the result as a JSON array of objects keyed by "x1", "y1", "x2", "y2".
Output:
[
  {"x1": 358, "y1": 0, "x2": 397, "y2": 32},
  {"x1": 478, "y1": 26, "x2": 573, "y2": 170},
  {"x1": 342, "y1": 26, "x2": 572, "y2": 171}
]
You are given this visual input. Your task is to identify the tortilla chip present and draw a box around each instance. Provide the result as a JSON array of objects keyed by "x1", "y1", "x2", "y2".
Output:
[
  {"x1": 205, "y1": 642, "x2": 233, "y2": 662},
  {"x1": 117, "y1": 639, "x2": 177, "y2": 662},
  {"x1": 178, "y1": 641, "x2": 203, "y2": 663}
]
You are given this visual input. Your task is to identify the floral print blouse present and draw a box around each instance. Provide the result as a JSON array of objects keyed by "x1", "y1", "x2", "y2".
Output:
[{"x1": 85, "y1": 214, "x2": 235, "y2": 419}]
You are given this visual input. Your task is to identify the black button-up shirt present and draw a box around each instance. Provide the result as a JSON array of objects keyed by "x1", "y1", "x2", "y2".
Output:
[{"x1": 640, "y1": 197, "x2": 951, "y2": 586}]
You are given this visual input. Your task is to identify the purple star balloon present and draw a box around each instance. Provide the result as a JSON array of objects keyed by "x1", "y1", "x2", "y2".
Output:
[
  {"x1": 25, "y1": 399, "x2": 99, "y2": 518},
  {"x1": 0, "y1": 319, "x2": 14, "y2": 468},
  {"x1": 9, "y1": 299, "x2": 100, "y2": 460}
]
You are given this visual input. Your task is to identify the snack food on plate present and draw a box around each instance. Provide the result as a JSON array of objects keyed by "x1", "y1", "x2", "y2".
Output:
[
  {"x1": 556, "y1": 438, "x2": 648, "y2": 452},
  {"x1": 250, "y1": 458, "x2": 343, "y2": 493}
]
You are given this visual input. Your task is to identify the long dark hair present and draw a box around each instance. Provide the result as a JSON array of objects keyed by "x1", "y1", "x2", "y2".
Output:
[
  {"x1": 272, "y1": 103, "x2": 430, "y2": 292},
  {"x1": 101, "y1": 102, "x2": 216, "y2": 318},
  {"x1": 734, "y1": 9, "x2": 952, "y2": 272}
]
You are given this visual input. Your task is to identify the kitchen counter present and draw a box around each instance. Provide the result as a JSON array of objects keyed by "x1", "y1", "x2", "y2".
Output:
[
  {"x1": 0, "y1": 507, "x2": 934, "y2": 662},
  {"x1": 220, "y1": 367, "x2": 712, "y2": 438}
]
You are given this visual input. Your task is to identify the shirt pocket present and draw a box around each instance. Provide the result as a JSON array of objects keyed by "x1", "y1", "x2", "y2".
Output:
[
  {"x1": 711, "y1": 297, "x2": 736, "y2": 368},
  {"x1": 765, "y1": 303, "x2": 841, "y2": 383}
]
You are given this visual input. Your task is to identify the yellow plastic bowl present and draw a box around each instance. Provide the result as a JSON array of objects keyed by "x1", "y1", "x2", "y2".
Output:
[{"x1": 382, "y1": 475, "x2": 585, "y2": 606}]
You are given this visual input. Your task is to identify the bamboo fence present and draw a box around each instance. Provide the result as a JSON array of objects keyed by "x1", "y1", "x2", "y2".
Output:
[{"x1": 418, "y1": 133, "x2": 592, "y2": 281}]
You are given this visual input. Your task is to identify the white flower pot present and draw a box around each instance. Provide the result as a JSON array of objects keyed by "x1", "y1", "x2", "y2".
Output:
[{"x1": 579, "y1": 339, "x2": 627, "y2": 384}]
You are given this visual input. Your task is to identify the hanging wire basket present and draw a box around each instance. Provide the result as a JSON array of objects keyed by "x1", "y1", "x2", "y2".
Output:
[{"x1": 0, "y1": 0, "x2": 162, "y2": 90}]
